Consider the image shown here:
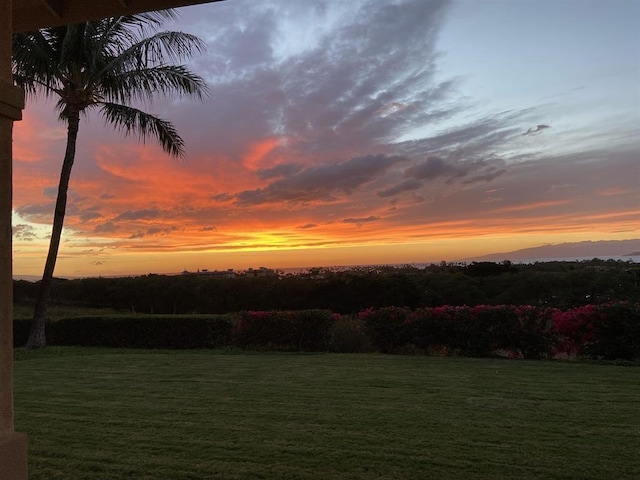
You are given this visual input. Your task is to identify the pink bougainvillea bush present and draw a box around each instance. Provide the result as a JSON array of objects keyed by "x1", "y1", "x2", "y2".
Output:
[
  {"x1": 551, "y1": 302, "x2": 640, "y2": 360},
  {"x1": 359, "y1": 302, "x2": 639, "y2": 360}
]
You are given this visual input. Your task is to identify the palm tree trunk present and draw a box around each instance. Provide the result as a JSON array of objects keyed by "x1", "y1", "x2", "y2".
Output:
[{"x1": 26, "y1": 111, "x2": 80, "y2": 349}]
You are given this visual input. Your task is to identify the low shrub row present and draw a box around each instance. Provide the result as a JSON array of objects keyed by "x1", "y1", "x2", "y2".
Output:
[
  {"x1": 236, "y1": 310, "x2": 336, "y2": 351},
  {"x1": 13, "y1": 302, "x2": 640, "y2": 360},
  {"x1": 13, "y1": 310, "x2": 337, "y2": 352},
  {"x1": 14, "y1": 315, "x2": 235, "y2": 349},
  {"x1": 359, "y1": 305, "x2": 553, "y2": 358}
]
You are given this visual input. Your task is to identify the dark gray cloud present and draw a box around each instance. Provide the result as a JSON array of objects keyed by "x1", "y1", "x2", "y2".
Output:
[
  {"x1": 12, "y1": 224, "x2": 37, "y2": 241},
  {"x1": 211, "y1": 193, "x2": 234, "y2": 202},
  {"x1": 405, "y1": 156, "x2": 455, "y2": 180},
  {"x1": 79, "y1": 211, "x2": 102, "y2": 222},
  {"x1": 363, "y1": 109, "x2": 532, "y2": 199},
  {"x1": 377, "y1": 179, "x2": 423, "y2": 198},
  {"x1": 129, "y1": 226, "x2": 177, "y2": 239},
  {"x1": 373, "y1": 148, "x2": 508, "y2": 201},
  {"x1": 399, "y1": 111, "x2": 527, "y2": 156},
  {"x1": 296, "y1": 223, "x2": 317, "y2": 229},
  {"x1": 94, "y1": 221, "x2": 116, "y2": 234},
  {"x1": 523, "y1": 124, "x2": 550, "y2": 136},
  {"x1": 256, "y1": 163, "x2": 304, "y2": 180},
  {"x1": 114, "y1": 209, "x2": 161, "y2": 221},
  {"x1": 16, "y1": 202, "x2": 54, "y2": 220},
  {"x1": 43, "y1": 186, "x2": 57, "y2": 198},
  {"x1": 406, "y1": 156, "x2": 507, "y2": 184},
  {"x1": 342, "y1": 216, "x2": 380, "y2": 227},
  {"x1": 459, "y1": 159, "x2": 507, "y2": 185},
  {"x1": 233, "y1": 154, "x2": 406, "y2": 205}
]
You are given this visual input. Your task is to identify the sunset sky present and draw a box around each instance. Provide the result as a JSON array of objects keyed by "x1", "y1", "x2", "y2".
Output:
[{"x1": 12, "y1": 0, "x2": 640, "y2": 277}]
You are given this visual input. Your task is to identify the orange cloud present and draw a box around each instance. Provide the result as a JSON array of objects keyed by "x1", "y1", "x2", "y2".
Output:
[
  {"x1": 242, "y1": 137, "x2": 282, "y2": 170},
  {"x1": 13, "y1": 110, "x2": 66, "y2": 164}
]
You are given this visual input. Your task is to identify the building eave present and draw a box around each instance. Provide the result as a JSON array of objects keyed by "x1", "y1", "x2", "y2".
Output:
[{"x1": 13, "y1": 0, "x2": 224, "y2": 33}]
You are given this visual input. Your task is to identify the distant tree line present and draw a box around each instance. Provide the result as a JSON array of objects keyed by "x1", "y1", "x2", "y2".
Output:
[{"x1": 13, "y1": 260, "x2": 640, "y2": 316}]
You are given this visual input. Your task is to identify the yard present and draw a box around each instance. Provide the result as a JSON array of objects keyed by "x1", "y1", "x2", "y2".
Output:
[{"x1": 13, "y1": 349, "x2": 640, "y2": 479}]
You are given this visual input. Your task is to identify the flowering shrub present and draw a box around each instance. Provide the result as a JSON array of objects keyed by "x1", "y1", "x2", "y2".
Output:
[
  {"x1": 359, "y1": 303, "x2": 639, "y2": 361},
  {"x1": 551, "y1": 305, "x2": 599, "y2": 358},
  {"x1": 550, "y1": 302, "x2": 640, "y2": 360}
]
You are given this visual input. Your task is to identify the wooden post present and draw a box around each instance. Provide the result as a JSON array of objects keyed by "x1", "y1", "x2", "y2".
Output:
[{"x1": 0, "y1": 0, "x2": 28, "y2": 478}]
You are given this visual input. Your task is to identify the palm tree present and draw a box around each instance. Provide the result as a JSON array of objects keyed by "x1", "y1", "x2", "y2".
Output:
[{"x1": 13, "y1": 10, "x2": 208, "y2": 348}]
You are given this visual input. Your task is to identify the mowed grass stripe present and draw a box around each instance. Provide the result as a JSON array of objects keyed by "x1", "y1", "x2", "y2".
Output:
[{"x1": 14, "y1": 349, "x2": 640, "y2": 480}]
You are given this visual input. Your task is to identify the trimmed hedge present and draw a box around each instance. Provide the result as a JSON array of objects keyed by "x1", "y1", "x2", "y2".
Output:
[
  {"x1": 12, "y1": 303, "x2": 640, "y2": 360},
  {"x1": 13, "y1": 319, "x2": 32, "y2": 347},
  {"x1": 13, "y1": 310, "x2": 335, "y2": 352},
  {"x1": 235, "y1": 310, "x2": 335, "y2": 351},
  {"x1": 357, "y1": 306, "x2": 413, "y2": 354},
  {"x1": 14, "y1": 315, "x2": 234, "y2": 349}
]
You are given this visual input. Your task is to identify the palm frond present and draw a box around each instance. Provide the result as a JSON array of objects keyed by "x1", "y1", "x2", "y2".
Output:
[
  {"x1": 100, "y1": 102, "x2": 185, "y2": 157},
  {"x1": 102, "y1": 64, "x2": 208, "y2": 104},
  {"x1": 95, "y1": 17, "x2": 144, "y2": 59},
  {"x1": 12, "y1": 30, "x2": 62, "y2": 98},
  {"x1": 117, "y1": 10, "x2": 178, "y2": 32},
  {"x1": 13, "y1": 10, "x2": 203, "y2": 158},
  {"x1": 96, "y1": 30, "x2": 206, "y2": 81},
  {"x1": 95, "y1": 10, "x2": 179, "y2": 55}
]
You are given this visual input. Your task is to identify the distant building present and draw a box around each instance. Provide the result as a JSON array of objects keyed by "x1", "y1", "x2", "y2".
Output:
[
  {"x1": 244, "y1": 267, "x2": 277, "y2": 278},
  {"x1": 181, "y1": 266, "x2": 278, "y2": 278},
  {"x1": 182, "y1": 268, "x2": 237, "y2": 278}
]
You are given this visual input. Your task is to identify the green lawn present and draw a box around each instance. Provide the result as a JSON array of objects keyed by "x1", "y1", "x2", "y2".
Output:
[{"x1": 14, "y1": 349, "x2": 640, "y2": 480}]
